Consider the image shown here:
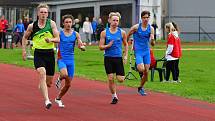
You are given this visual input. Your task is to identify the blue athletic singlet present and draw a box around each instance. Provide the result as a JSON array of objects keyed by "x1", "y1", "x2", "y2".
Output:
[
  {"x1": 104, "y1": 28, "x2": 123, "y2": 57},
  {"x1": 133, "y1": 23, "x2": 151, "y2": 52},
  {"x1": 133, "y1": 24, "x2": 151, "y2": 65},
  {"x1": 58, "y1": 30, "x2": 76, "y2": 63},
  {"x1": 57, "y1": 30, "x2": 76, "y2": 77}
]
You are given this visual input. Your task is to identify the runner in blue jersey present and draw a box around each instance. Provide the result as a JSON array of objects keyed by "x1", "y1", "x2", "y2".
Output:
[
  {"x1": 99, "y1": 12, "x2": 128, "y2": 104},
  {"x1": 127, "y1": 10, "x2": 155, "y2": 96},
  {"x1": 55, "y1": 15, "x2": 85, "y2": 108}
]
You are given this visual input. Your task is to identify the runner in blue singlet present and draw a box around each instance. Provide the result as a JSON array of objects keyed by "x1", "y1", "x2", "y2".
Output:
[
  {"x1": 127, "y1": 10, "x2": 155, "y2": 96},
  {"x1": 55, "y1": 14, "x2": 85, "y2": 108},
  {"x1": 99, "y1": 12, "x2": 128, "y2": 104}
]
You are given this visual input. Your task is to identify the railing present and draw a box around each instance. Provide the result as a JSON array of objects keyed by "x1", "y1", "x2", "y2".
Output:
[
  {"x1": 163, "y1": 16, "x2": 215, "y2": 42},
  {"x1": 200, "y1": 27, "x2": 214, "y2": 41}
]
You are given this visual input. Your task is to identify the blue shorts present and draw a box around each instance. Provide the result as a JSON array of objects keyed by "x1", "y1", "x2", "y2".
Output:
[
  {"x1": 57, "y1": 59, "x2": 75, "y2": 78},
  {"x1": 135, "y1": 51, "x2": 151, "y2": 65}
]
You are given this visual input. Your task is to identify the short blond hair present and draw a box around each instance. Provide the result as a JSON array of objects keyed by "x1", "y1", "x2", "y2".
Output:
[
  {"x1": 37, "y1": 3, "x2": 49, "y2": 12},
  {"x1": 108, "y1": 12, "x2": 121, "y2": 19}
]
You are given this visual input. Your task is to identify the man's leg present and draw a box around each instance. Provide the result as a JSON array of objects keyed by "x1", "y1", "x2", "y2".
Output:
[
  {"x1": 116, "y1": 75, "x2": 124, "y2": 83},
  {"x1": 137, "y1": 64, "x2": 150, "y2": 96},
  {"x1": 108, "y1": 74, "x2": 118, "y2": 104},
  {"x1": 108, "y1": 74, "x2": 116, "y2": 96},
  {"x1": 136, "y1": 53, "x2": 147, "y2": 96},
  {"x1": 46, "y1": 75, "x2": 53, "y2": 88},
  {"x1": 37, "y1": 67, "x2": 52, "y2": 109},
  {"x1": 54, "y1": 68, "x2": 70, "y2": 108},
  {"x1": 139, "y1": 64, "x2": 150, "y2": 87},
  {"x1": 56, "y1": 68, "x2": 71, "y2": 99},
  {"x1": 56, "y1": 61, "x2": 74, "y2": 108}
]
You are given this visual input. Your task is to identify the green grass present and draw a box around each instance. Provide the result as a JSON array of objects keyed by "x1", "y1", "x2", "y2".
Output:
[{"x1": 0, "y1": 44, "x2": 215, "y2": 103}]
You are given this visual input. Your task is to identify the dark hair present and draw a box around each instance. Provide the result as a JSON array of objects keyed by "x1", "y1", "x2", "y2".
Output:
[
  {"x1": 141, "y1": 10, "x2": 150, "y2": 17},
  {"x1": 62, "y1": 14, "x2": 74, "y2": 22},
  {"x1": 172, "y1": 21, "x2": 178, "y2": 31}
]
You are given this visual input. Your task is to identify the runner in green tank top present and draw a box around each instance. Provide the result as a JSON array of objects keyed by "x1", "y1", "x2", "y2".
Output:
[{"x1": 22, "y1": 3, "x2": 59, "y2": 109}]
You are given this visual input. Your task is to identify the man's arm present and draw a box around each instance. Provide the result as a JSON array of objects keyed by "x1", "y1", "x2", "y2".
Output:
[
  {"x1": 127, "y1": 24, "x2": 138, "y2": 40},
  {"x1": 22, "y1": 23, "x2": 33, "y2": 60},
  {"x1": 150, "y1": 26, "x2": 155, "y2": 46},
  {"x1": 45, "y1": 20, "x2": 60, "y2": 43},
  {"x1": 75, "y1": 32, "x2": 86, "y2": 51},
  {"x1": 75, "y1": 32, "x2": 84, "y2": 46},
  {"x1": 98, "y1": 30, "x2": 113, "y2": 50},
  {"x1": 122, "y1": 30, "x2": 128, "y2": 64}
]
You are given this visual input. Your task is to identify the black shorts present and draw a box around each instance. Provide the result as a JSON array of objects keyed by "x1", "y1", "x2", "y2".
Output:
[
  {"x1": 104, "y1": 56, "x2": 125, "y2": 76},
  {"x1": 34, "y1": 49, "x2": 55, "y2": 76}
]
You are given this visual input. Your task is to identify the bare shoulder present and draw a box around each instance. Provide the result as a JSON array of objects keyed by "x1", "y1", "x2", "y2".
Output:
[
  {"x1": 133, "y1": 24, "x2": 139, "y2": 29},
  {"x1": 75, "y1": 31, "x2": 80, "y2": 36},
  {"x1": 150, "y1": 25, "x2": 154, "y2": 32},
  {"x1": 101, "y1": 30, "x2": 106, "y2": 36},
  {"x1": 26, "y1": 23, "x2": 33, "y2": 33},
  {"x1": 130, "y1": 24, "x2": 139, "y2": 31},
  {"x1": 120, "y1": 29, "x2": 126, "y2": 33},
  {"x1": 150, "y1": 25, "x2": 154, "y2": 30},
  {"x1": 50, "y1": 20, "x2": 57, "y2": 27},
  {"x1": 50, "y1": 19, "x2": 56, "y2": 24},
  {"x1": 120, "y1": 29, "x2": 126, "y2": 35},
  {"x1": 27, "y1": 23, "x2": 33, "y2": 31}
]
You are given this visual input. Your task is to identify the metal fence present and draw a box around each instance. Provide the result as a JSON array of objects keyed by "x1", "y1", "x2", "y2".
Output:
[{"x1": 163, "y1": 16, "x2": 215, "y2": 42}]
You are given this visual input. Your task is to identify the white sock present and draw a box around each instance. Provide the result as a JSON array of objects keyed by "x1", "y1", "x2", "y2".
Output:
[
  {"x1": 112, "y1": 93, "x2": 118, "y2": 99},
  {"x1": 45, "y1": 99, "x2": 51, "y2": 105}
]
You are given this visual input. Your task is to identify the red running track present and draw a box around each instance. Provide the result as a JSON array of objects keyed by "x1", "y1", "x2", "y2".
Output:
[{"x1": 0, "y1": 64, "x2": 215, "y2": 121}]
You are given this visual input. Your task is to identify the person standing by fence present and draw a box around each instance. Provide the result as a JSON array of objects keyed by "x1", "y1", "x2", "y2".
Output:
[
  {"x1": 91, "y1": 17, "x2": 98, "y2": 44},
  {"x1": 13, "y1": 19, "x2": 25, "y2": 47},
  {"x1": 83, "y1": 17, "x2": 93, "y2": 45},
  {"x1": 0, "y1": 15, "x2": 8, "y2": 49},
  {"x1": 72, "y1": 18, "x2": 81, "y2": 33},
  {"x1": 96, "y1": 18, "x2": 105, "y2": 43},
  {"x1": 164, "y1": 22, "x2": 182, "y2": 83}
]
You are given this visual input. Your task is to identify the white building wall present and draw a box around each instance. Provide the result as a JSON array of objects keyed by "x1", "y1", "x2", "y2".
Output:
[{"x1": 0, "y1": 7, "x2": 2, "y2": 16}]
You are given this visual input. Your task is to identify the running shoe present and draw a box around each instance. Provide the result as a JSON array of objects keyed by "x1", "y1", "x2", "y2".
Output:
[
  {"x1": 55, "y1": 77, "x2": 61, "y2": 89},
  {"x1": 110, "y1": 97, "x2": 118, "y2": 104},
  {"x1": 55, "y1": 98, "x2": 65, "y2": 108},
  {"x1": 45, "y1": 100, "x2": 52, "y2": 109},
  {"x1": 138, "y1": 87, "x2": 147, "y2": 96}
]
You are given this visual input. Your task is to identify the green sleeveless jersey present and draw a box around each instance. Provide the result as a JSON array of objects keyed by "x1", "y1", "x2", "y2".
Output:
[{"x1": 32, "y1": 19, "x2": 55, "y2": 49}]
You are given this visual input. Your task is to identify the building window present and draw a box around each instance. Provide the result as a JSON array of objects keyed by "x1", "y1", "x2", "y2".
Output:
[
  {"x1": 100, "y1": 4, "x2": 132, "y2": 28},
  {"x1": 61, "y1": 7, "x2": 94, "y2": 27}
]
